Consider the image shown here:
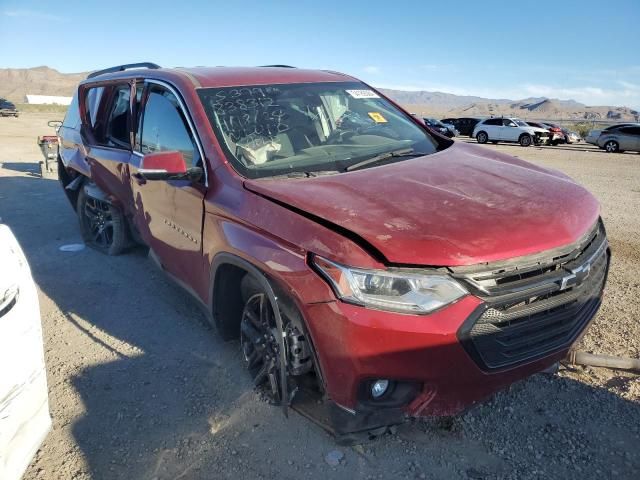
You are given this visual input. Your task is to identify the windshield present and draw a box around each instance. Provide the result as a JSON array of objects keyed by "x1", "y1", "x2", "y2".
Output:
[{"x1": 198, "y1": 82, "x2": 440, "y2": 178}]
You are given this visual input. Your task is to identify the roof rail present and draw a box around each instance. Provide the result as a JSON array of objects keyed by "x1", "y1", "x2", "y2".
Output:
[
  {"x1": 87, "y1": 62, "x2": 161, "y2": 79},
  {"x1": 259, "y1": 64, "x2": 296, "y2": 68}
]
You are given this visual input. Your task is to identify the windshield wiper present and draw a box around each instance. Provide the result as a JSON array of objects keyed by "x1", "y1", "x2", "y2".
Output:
[
  {"x1": 267, "y1": 170, "x2": 340, "y2": 179},
  {"x1": 345, "y1": 148, "x2": 428, "y2": 172}
]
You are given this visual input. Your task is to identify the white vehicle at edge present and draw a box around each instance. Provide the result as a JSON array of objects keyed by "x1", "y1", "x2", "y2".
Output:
[
  {"x1": 472, "y1": 117, "x2": 549, "y2": 147},
  {"x1": 0, "y1": 225, "x2": 50, "y2": 480}
]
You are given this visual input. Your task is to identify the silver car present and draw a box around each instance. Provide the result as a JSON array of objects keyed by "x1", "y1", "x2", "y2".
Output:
[{"x1": 597, "y1": 125, "x2": 640, "y2": 153}]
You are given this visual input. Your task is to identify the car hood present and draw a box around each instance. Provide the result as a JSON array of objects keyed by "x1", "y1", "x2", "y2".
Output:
[{"x1": 244, "y1": 142, "x2": 600, "y2": 266}]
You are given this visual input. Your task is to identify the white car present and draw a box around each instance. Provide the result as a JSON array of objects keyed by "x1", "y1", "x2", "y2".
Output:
[
  {"x1": 472, "y1": 117, "x2": 550, "y2": 147},
  {"x1": 0, "y1": 225, "x2": 50, "y2": 480}
]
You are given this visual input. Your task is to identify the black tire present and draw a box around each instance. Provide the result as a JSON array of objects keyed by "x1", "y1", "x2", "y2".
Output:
[
  {"x1": 476, "y1": 131, "x2": 488, "y2": 144},
  {"x1": 519, "y1": 134, "x2": 533, "y2": 147},
  {"x1": 604, "y1": 140, "x2": 619, "y2": 153},
  {"x1": 491, "y1": 141, "x2": 498, "y2": 144},
  {"x1": 76, "y1": 186, "x2": 127, "y2": 255}
]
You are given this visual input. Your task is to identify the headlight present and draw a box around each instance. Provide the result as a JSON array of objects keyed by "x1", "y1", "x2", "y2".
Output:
[{"x1": 312, "y1": 256, "x2": 467, "y2": 314}]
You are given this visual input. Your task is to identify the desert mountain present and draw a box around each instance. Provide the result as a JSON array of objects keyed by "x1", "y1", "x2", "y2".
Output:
[
  {"x1": 0, "y1": 66, "x2": 87, "y2": 102},
  {"x1": 380, "y1": 88, "x2": 639, "y2": 121},
  {"x1": 1, "y1": 67, "x2": 637, "y2": 121}
]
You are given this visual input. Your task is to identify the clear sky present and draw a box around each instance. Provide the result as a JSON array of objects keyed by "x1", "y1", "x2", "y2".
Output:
[{"x1": 1, "y1": 0, "x2": 638, "y2": 108}]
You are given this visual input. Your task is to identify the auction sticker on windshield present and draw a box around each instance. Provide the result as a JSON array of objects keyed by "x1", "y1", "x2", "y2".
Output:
[
  {"x1": 346, "y1": 89, "x2": 380, "y2": 99},
  {"x1": 368, "y1": 112, "x2": 387, "y2": 123}
]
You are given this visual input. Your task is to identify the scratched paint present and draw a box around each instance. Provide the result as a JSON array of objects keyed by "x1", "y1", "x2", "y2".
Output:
[{"x1": 0, "y1": 225, "x2": 51, "y2": 480}]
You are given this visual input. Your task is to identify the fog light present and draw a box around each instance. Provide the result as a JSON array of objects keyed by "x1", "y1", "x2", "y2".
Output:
[{"x1": 371, "y1": 379, "x2": 390, "y2": 399}]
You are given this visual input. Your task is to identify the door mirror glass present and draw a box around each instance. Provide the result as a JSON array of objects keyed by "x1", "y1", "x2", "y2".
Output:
[{"x1": 139, "y1": 151, "x2": 201, "y2": 181}]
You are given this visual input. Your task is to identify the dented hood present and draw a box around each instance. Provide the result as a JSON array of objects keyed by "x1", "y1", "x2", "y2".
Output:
[{"x1": 244, "y1": 142, "x2": 600, "y2": 266}]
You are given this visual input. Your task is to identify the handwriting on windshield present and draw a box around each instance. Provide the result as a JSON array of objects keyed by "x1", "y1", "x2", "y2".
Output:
[{"x1": 208, "y1": 87, "x2": 289, "y2": 143}]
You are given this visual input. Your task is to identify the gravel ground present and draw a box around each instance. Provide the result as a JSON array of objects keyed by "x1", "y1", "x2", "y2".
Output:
[{"x1": 1, "y1": 114, "x2": 638, "y2": 480}]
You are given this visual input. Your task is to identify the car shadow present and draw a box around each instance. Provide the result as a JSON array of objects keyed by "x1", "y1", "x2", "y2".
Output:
[
  {"x1": 1, "y1": 161, "x2": 43, "y2": 175},
  {"x1": 1, "y1": 173, "x2": 638, "y2": 479}
]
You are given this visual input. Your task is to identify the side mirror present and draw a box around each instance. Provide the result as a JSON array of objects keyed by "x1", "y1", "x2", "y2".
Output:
[
  {"x1": 48, "y1": 120, "x2": 63, "y2": 132},
  {"x1": 138, "y1": 151, "x2": 202, "y2": 181}
]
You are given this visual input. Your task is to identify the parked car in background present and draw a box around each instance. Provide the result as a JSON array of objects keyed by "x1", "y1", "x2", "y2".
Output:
[
  {"x1": 565, "y1": 130, "x2": 581, "y2": 144},
  {"x1": 0, "y1": 225, "x2": 51, "y2": 480},
  {"x1": 423, "y1": 117, "x2": 457, "y2": 137},
  {"x1": 0, "y1": 99, "x2": 19, "y2": 117},
  {"x1": 597, "y1": 125, "x2": 640, "y2": 153},
  {"x1": 473, "y1": 117, "x2": 549, "y2": 146},
  {"x1": 585, "y1": 123, "x2": 639, "y2": 146},
  {"x1": 540, "y1": 122, "x2": 566, "y2": 145},
  {"x1": 441, "y1": 117, "x2": 480, "y2": 137},
  {"x1": 57, "y1": 63, "x2": 608, "y2": 441}
]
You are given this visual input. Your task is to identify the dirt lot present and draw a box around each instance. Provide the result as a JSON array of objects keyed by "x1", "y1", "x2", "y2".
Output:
[{"x1": 1, "y1": 113, "x2": 639, "y2": 480}]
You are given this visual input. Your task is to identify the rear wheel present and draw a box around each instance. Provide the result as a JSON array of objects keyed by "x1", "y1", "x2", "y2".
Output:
[
  {"x1": 519, "y1": 134, "x2": 532, "y2": 147},
  {"x1": 77, "y1": 186, "x2": 127, "y2": 255},
  {"x1": 476, "y1": 131, "x2": 488, "y2": 144},
  {"x1": 604, "y1": 140, "x2": 619, "y2": 153}
]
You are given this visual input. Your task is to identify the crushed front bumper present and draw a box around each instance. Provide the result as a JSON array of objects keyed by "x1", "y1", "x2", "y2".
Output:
[{"x1": 301, "y1": 222, "x2": 609, "y2": 432}]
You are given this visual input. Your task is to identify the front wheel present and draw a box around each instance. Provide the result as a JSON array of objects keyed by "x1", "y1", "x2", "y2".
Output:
[
  {"x1": 519, "y1": 134, "x2": 532, "y2": 147},
  {"x1": 239, "y1": 276, "x2": 313, "y2": 404},
  {"x1": 77, "y1": 186, "x2": 127, "y2": 255},
  {"x1": 604, "y1": 140, "x2": 619, "y2": 153},
  {"x1": 476, "y1": 131, "x2": 488, "y2": 144}
]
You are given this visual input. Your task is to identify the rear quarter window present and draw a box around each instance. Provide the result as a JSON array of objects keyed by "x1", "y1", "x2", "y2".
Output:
[{"x1": 62, "y1": 93, "x2": 81, "y2": 129}]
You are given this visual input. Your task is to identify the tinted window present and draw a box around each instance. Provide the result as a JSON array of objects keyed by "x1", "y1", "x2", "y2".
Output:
[
  {"x1": 484, "y1": 118, "x2": 502, "y2": 126},
  {"x1": 503, "y1": 119, "x2": 516, "y2": 127},
  {"x1": 619, "y1": 127, "x2": 640, "y2": 135},
  {"x1": 140, "y1": 85, "x2": 199, "y2": 168}
]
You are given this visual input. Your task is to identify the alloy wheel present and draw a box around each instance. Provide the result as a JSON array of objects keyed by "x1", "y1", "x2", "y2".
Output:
[
  {"x1": 83, "y1": 196, "x2": 114, "y2": 249},
  {"x1": 240, "y1": 293, "x2": 282, "y2": 403}
]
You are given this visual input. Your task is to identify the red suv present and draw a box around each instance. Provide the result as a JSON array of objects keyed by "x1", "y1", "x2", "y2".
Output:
[{"x1": 57, "y1": 63, "x2": 609, "y2": 442}]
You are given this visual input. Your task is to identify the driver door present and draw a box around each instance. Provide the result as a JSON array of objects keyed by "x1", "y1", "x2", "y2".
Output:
[
  {"x1": 501, "y1": 119, "x2": 518, "y2": 141},
  {"x1": 130, "y1": 82, "x2": 206, "y2": 286}
]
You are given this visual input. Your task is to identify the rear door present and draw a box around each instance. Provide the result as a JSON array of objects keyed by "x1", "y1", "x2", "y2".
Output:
[
  {"x1": 130, "y1": 81, "x2": 206, "y2": 286},
  {"x1": 618, "y1": 126, "x2": 640, "y2": 150},
  {"x1": 80, "y1": 82, "x2": 135, "y2": 207},
  {"x1": 482, "y1": 118, "x2": 501, "y2": 140}
]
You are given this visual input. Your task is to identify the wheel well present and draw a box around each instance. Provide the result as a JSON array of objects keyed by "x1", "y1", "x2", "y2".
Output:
[
  {"x1": 57, "y1": 156, "x2": 84, "y2": 208},
  {"x1": 519, "y1": 133, "x2": 532, "y2": 139},
  {"x1": 212, "y1": 263, "x2": 247, "y2": 341},
  {"x1": 477, "y1": 130, "x2": 487, "y2": 136}
]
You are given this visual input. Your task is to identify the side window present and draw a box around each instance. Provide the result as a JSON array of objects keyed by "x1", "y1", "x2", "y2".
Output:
[
  {"x1": 62, "y1": 93, "x2": 81, "y2": 129},
  {"x1": 139, "y1": 85, "x2": 200, "y2": 168},
  {"x1": 502, "y1": 119, "x2": 516, "y2": 127},
  {"x1": 484, "y1": 118, "x2": 501, "y2": 126},
  {"x1": 104, "y1": 84, "x2": 131, "y2": 147},
  {"x1": 619, "y1": 127, "x2": 640, "y2": 136}
]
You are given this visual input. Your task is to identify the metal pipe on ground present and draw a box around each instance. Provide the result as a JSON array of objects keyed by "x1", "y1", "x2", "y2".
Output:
[{"x1": 565, "y1": 351, "x2": 640, "y2": 373}]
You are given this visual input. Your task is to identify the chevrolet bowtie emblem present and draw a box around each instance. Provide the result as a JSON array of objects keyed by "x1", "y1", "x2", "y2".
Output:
[{"x1": 559, "y1": 262, "x2": 591, "y2": 291}]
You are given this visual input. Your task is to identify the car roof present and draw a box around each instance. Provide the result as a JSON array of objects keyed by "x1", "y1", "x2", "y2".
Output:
[{"x1": 84, "y1": 66, "x2": 359, "y2": 89}]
